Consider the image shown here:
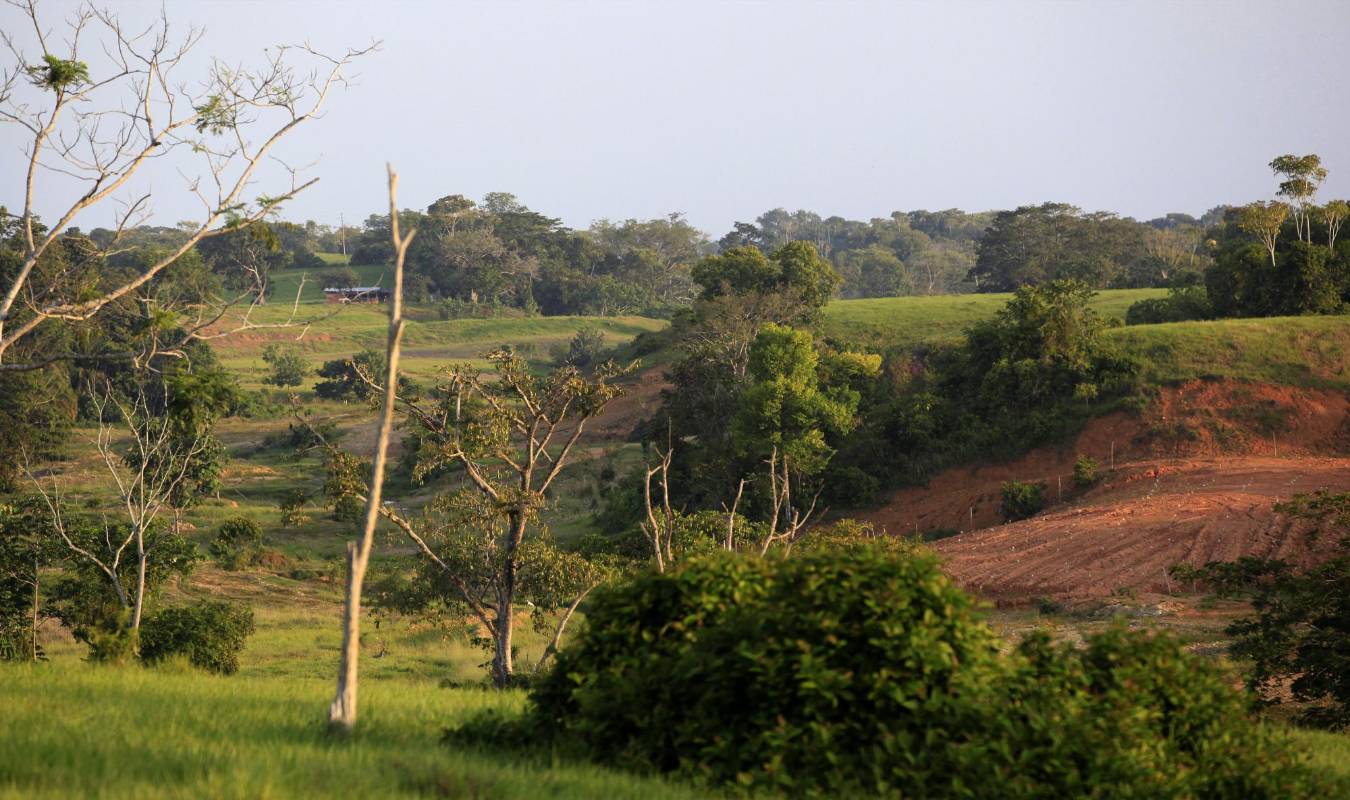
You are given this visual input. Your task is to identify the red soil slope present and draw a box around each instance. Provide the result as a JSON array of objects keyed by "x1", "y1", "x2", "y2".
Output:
[{"x1": 859, "y1": 380, "x2": 1350, "y2": 601}]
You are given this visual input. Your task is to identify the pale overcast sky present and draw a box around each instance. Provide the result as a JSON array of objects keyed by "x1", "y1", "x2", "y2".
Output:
[{"x1": 3, "y1": 0, "x2": 1348, "y2": 236}]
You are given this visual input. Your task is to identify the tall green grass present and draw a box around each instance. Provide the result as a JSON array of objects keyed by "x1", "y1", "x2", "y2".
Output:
[{"x1": 0, "y1": 660, "x2": 704, "y2": 799}]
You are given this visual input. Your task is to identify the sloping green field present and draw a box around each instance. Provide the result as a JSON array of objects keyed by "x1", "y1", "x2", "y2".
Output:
[
  {"x1": 209, "y1": 303, "x2": 667, "y2": 386},
  {"x1": 1108, "y1": 314, "x2": 1350, "y2": 389},
  {"x1": 819, "y1": 288, "x2": 1166, "y2": 350}
]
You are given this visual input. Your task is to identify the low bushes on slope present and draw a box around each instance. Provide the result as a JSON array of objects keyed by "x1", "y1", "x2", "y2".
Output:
[{"x1": 489, "y1": 545, "x2": 1326, "y2": 798}]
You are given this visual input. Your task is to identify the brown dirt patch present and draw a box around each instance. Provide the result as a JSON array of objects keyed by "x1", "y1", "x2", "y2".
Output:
[
  {"x1": 860, "y1": 380, "x2": 1350, "y2": 536},
  {"x1": 933, "y1": 456, "x2": 1350, "y2": 603},
  {"x1": 856, "y1": 380, "x2": 1350, "y2": 600},
  {"x1": 585, "y1": 365, "x2": 670, "y2": 442}
]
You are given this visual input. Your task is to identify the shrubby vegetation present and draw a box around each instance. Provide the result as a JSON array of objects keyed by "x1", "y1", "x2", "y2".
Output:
[
  {"x1": 139, "y1": 601, "x2": 255, "y2": 675},
  {"x1": 1001, "y1": 480, "x2": 1046, "y2": 521},
  {"x1": 209, "y1": 517, "x2": 264, "y2": 570},
  {"x1": 1173, "y1": 491, "x2": 1350, "y2": 729},
  {"x1": 465, "y1": 544, "x2": 1323, "y2": 798},
  {"x1": 827, "y1": 279, "x2": 1139, "y2": 494}
]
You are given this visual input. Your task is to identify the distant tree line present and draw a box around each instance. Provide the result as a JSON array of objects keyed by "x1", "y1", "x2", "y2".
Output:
[{"x1": 1128, "y1": 154, "x2": 1350, "y2": 324}]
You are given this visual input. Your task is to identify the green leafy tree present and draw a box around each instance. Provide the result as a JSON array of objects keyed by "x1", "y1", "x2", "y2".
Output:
[
  {"x1": 733, "y1": 325, "x2": 857, "y2": 476},
  {"x1": 314, "y1": 350, "x2": 385, "y2": 401},
  {"x1": 835, "y1": 244, "x2": 911, "y2": 298},
  {"x1": 1270, "y1": 154, "x2": 1328, "y2": 243},
  {"x1": 692, "y1": 241, "x2": 839, "y2": 315},
  {"x1": 323, "y1": 349, "x2": 631, "y2": 686},
  {"x1": 261, "y1": 343, "x2": 307, "y2": 388}
]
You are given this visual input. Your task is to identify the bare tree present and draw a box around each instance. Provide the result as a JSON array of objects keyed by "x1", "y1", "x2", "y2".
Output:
[
  {"x1": 0, "y1": 1, "x2": 373, "y2": 370},
  {"x1": 327, "y1": 164, "x2": 412, "y2": 732},
  {"x1": 26, "y1": 381, "x2": 210, "y2": 632},
  {"x1": 640, "y1": 433, "x2": 676, "y2": 572},
  {"x1": 757, "y1": 447, "x2": 822, "y2": 555}
]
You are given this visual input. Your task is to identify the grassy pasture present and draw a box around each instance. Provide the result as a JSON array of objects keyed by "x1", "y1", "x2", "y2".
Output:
[
  {"x1": 208, "y1": 303, "x2": 666, "y2": 387},
  {"x1": 0, "y1": 661, "x2": 705, "y2": 800},
  {"x1": 818, "y1": 288, "x2": 1166, "y2": 350},
  {"x1": 1109, "y1": 314, "x2": 1350, "y2": 389}
]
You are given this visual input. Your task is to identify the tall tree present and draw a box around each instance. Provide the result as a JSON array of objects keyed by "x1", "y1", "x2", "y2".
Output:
[
  {"x1": 328, "y1": 165, "x2": 413, "y2": 732},
  {"x1": 1237, "y1": 201, "x2": 1290, "y2": 267},
  {"x1": 1270, "y1": 154, "x2": 1328, "y2": 243}
]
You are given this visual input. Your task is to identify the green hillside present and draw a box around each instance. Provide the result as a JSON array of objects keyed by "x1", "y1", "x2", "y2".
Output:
[
  {"x1": 819, "y1": 288, "x2": 1166, "y2": 351},
  {"x1": 1109, "y1": 314, "x2": 1350, "y2": 389},
  {"x1": 209, "y1": 304, "x2": 666, "y2": 386}
]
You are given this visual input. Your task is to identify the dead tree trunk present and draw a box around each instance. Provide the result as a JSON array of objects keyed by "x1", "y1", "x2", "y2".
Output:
[{"x1": 328, "y1": 164, "x2": 414, "y2": 732}]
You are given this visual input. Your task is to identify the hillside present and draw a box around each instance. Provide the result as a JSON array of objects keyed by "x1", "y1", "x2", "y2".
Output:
[
  {"x1": 207, "y1": 303, "x2": 667, "y2": 386},
  {"x1": 859, "y1": 372, "x2": 1350, "y2": 601},
  {"x1": 819, "y1": 288, "x2": 1166, "y2": 350}
]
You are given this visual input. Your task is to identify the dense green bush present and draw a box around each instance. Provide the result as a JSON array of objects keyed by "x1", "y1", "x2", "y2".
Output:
[
  {"x1": 551, "y1": 328, "x2": 606, "y2": 369},
  {"x1": 502, "y1": 546, "x2": 1326, "y2": 797},
  {"x1": 985, "y1": 628, "x2": 1318, "y2": 798},
  {"x1": 1072, "y1": 455, "x2": 1100, "y2": 488},
  {"x1": 526, "y1": 547, "x2": 1001, "y2": 794},
  {"x1": 1000, "y1": 480, "x2": 1046, "y2": 521},
  {"x1": 139, "y1": 601, "x2": 255, "y2": 675},
  {"x1": 1125, "y1": 284, "x2": 1213, "y2": 325},
  {"x1": 209, "y1": 517, "x2": 263, "y2": 570}
]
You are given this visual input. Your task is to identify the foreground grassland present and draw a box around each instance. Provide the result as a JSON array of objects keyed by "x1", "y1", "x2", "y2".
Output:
[{"x1": 0, "y1": 662, "x2": 707, "y2": 800}]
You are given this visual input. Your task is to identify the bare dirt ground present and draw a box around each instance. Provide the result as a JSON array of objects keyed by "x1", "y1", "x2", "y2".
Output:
[
  {"x1": 933, "y1": 456, "x2": 1350, "y2": 603},
  {"x1": 859, "y1": 380, "x2": 1350, "y2": 602},
  {"x1": 583, "y1": 364, "x2": 670, "y2": 442}
]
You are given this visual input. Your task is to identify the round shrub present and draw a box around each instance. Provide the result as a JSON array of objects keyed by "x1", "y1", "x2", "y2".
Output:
[
  {"x1": 963, "y1": 627, "x2": 1318, "y2": 798},
  {"x1": 209, "y1": 516, "x2": 263, "y2": 570},
  {"x1": 528, "y1": 546, "x2": 1002, "y2": 795},
  {"x1": 1072, "y1": 454, "x2": 1100, "y2": 488},
  {"x1": 139, "y1": 601, "x2": 255, "y2": 675},
  {"x1": 1000, "y1": 479, "x2": 1046, "y2": 521}
]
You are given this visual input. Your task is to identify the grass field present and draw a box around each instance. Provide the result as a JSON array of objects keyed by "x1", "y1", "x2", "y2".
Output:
[
  {"x1": 1109, "y1": 314, "x2": 1350, "y2": 389},
  {"x1": 0, "y1": 661, "x2": 705, "y2": 800},
  {"x1": 818, "y1": 288, "x2": 1166, "y2": 350},
  {"x1": 208, "y1": 303, "x2": 667, "y2": 387}
]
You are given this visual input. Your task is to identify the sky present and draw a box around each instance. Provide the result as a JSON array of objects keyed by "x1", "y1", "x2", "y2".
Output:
[{"x1": 3, "y1": 0, "x2": 1348, "y2": 237}]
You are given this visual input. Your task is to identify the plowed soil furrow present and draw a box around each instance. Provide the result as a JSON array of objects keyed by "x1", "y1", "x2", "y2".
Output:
[{"x1": 861, "y1": 380, "x2": 1350, "y2": 601}]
